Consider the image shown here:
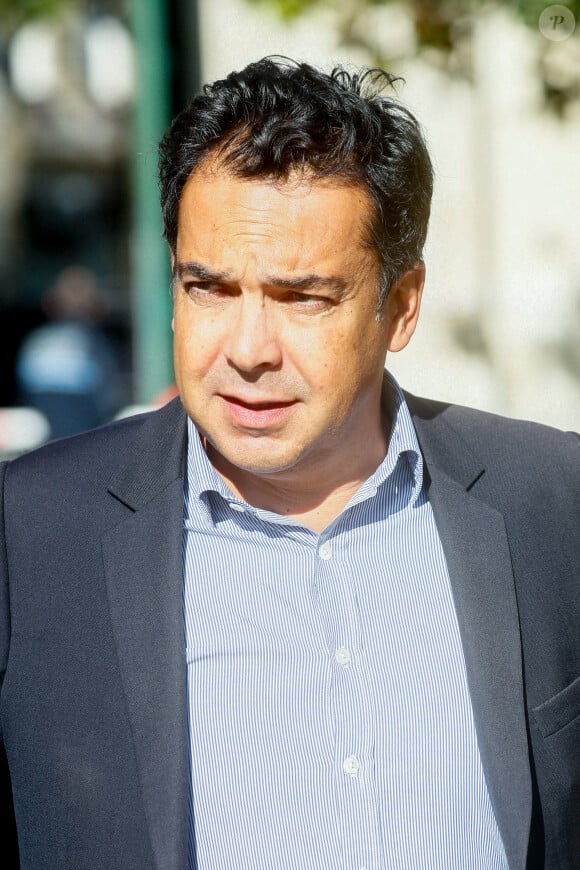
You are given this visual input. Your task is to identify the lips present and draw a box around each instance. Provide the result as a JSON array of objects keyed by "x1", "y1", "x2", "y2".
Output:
[
  {"x1": 219, "y1": 394, "x2": 297, "y2": 428},
  {"x1": 223, "y1": 396, "x2": 295, "y2": 409}
]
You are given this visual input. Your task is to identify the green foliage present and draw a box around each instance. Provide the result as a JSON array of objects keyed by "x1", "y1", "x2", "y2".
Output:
[
  {"x1": 246, "y1": 0, "x2": 318, "y2": 21},
  {"x1": 248, "y1": 0, "x2": 580, "y2": 43},
  {"x1": 0, "y1": 0, "x2": 80, "y2": 26},
  {"x1": 505, "y1": 0, "x2": 580, "y2": 29}
]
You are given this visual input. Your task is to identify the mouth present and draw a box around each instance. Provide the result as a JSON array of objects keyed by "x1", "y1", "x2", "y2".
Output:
[
  {"x1": 222, "y1": 396, "x2": 296, "y2": 410},
  {"x1": 218, "y1": 395, "x2": 298, "y2": 428}
]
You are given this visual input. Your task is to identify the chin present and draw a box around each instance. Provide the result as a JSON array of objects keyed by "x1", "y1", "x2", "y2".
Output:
[
  {"x1": 209, "y1": 440, "x2": 303, "y2": 477},
  {"x1": 225, "y1": 453, "x2": 298, "y2": 476}
]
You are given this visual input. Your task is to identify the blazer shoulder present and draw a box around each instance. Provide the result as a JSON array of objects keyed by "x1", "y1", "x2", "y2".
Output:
[
  {"x1": 3, "y1": 398, "x2": 187, "y2": 510},
  {"x1": 406, "y1": 391, "x2": 579, "y2": 467},
  {"x1": 406, "y1": 391, "x2": 580, "y2": 520}
]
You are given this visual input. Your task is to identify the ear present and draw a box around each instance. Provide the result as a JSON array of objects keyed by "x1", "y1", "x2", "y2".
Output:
[{"x1": 384, "y1": 262, "x2": 425, "y2": 353}]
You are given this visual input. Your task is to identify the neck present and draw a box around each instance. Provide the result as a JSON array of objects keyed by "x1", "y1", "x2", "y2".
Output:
[{"x1": 206, "y1": 434, "x2": 389, "y2": 534}]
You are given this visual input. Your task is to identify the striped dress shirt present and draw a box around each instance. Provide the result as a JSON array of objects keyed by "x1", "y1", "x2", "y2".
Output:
[{"x1": 182, "y1": 375, "x2": 508, "y2": 870}]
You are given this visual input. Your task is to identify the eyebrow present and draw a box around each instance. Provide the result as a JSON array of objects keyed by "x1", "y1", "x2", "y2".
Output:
[
  {"x1": 175, "y1": 261, "x2": 348, "y2": 294},
  {"x1": 264, "y1": 274, "x2": 348, "y2": 294},
  {"x1": 175, "y1": 261, "x2": 231, "y2": 282}
]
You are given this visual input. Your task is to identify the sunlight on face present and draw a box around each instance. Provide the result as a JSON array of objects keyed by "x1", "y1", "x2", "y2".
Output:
[{"x1": 172, "y1": 165, "x2": 420, "y2": 495}]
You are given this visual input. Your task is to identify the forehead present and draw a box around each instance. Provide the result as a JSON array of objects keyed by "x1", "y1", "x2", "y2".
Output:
[{"x1": 175, "y1": 165, "x2": 375, "y2": 270}]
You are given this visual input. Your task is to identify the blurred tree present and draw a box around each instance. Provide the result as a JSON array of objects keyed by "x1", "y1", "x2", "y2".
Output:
[
  {"x1": 248, "y1": 0, "x2": 580, "y2": 113},
  {"x1": 248, "y1": 0, "x2": 580, "y2": 47},
  {"x1": 0, "y1": 0, "x2": 78, "y2": 27}
]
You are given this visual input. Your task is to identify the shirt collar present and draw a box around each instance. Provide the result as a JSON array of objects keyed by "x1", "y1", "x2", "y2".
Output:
[
  {"x1": 184, "y1": 371, "x2": 424, "y2": 520},
  {"x1": 184, "y1": 418, "x2": 235, "y2": 520},
  {"x1": 340, "y1": 372, "x2": 424, "y2": 511},
  {"x1": 380, "y1": 371, "x2": 424, "y2": 504}
]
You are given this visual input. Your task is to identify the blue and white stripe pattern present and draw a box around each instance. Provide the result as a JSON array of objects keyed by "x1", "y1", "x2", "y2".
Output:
[{"x1": 182, "y1": 375, "x2": 508, "y2": 870}]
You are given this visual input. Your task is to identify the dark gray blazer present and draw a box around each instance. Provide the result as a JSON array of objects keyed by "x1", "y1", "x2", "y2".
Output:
[{"x1": 0, "y1": 395, "x2": 578, "y2": 869}]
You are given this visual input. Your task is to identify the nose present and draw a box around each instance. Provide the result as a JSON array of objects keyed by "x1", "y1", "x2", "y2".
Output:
[{"x1": 222, "y1": 297, "x2": 282, "y2": 372}]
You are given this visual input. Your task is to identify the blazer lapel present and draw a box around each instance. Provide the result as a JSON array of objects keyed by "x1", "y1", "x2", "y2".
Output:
[
  {"x1": 102, "y1": 399, "x2": 189, "y2": 870},
  {"x1": 409, "y1": 396, "x2": 532, "y2": 870}
]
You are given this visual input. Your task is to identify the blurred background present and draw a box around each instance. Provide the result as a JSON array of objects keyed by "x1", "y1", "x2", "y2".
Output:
[{"x1": 0, "y1": 0, "x2": 579, "y2": 456}]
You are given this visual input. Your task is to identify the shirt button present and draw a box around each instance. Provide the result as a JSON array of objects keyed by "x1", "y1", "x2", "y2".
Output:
[
  {"x1": 335, "y1": 647, "x2": 351, "y2": 666},
  {"x1": 229, "y1": 502, "x2": 245, "y2": 512},
  {"x1": 343, "y1": 755, "x2": 360, "y2": 776},
  {"x1": 318, "y1": 541, "x2": 332, "y2": 560}
]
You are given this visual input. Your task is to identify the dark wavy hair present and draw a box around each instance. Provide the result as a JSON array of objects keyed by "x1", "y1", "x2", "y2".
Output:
[{"x1": 158, "y1": 57, "x2": 433, "y2": 308}]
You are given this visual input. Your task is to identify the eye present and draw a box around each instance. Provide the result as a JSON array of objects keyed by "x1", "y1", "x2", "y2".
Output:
[
  {"x1": 184, "y1": 282, "x2": 232, "y2": 303},
  {"x1": 282, "y1": 291, "x2": 332, "y2": 311}
]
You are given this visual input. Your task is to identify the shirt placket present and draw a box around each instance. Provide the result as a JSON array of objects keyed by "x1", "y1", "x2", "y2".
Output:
[{"x1": 314, "y1": 530, "x2": 380, "y2": 870}]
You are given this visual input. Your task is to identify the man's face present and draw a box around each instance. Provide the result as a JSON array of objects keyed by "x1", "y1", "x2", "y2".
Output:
[{"x1": 172, "y1": 165, "x2": 421, "y2": 490}]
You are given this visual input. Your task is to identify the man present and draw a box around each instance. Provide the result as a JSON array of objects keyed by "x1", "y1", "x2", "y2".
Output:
[
  {"x1": 0, "y1": 58, "x2": 578, "y2": 869},
  {"x1": 15, "y1": 266, "x2": 124, "y2": 439}
]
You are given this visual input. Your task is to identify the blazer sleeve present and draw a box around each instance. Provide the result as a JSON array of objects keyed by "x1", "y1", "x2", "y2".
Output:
[
  {"x1": 1, "y1": 462, "x2": 9, "y2": 699},
  {"x1": 0, "y1": 461, "x2": 21, "y2": 867}
]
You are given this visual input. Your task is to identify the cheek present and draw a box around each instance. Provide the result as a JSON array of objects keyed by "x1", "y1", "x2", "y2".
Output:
[
  {"x1": 173, "y1": 311, "x2": 223, "y2": 376},
  {"x1": 294, "y1": 330, "x2": 353, "y2": 398}
]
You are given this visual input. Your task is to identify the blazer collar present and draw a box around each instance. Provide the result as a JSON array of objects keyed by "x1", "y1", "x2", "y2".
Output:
[
  {"x1": 106, "y1": 397, "x2": 188, "y2": 510},
  {"x1": 407, "y1": 392, "x2": 532, "y2": 870}
]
